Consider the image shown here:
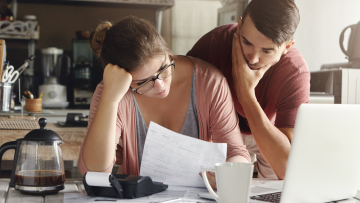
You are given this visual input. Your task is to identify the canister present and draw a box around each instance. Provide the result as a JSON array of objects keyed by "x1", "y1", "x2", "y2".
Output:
[{"x1": 0, "y1": 82, "x2": 13, "y2": 111}]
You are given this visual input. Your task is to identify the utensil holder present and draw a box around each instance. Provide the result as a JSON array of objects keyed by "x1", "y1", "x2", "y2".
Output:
[
  {"x1": 0, "y1": 82, "x2": 14, "y2": 112},
  {"x1": 24, "y1": 98, "x2": 42, "y2": 112}
]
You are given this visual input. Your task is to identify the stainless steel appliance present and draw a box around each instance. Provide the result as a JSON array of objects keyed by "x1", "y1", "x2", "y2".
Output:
[
  {"x1": 70, "y1": 39, "x2": 94, "y2": 108},
  {"x1": 38, "y1": 47, "x2": 70, "y2": 108},
  {"x1": 0, "y1": 118, "x2": 65, "y2": 195},
  {"x1": 310, "y1": 68, "x2": 360, "y2": 104},
  {"x1": 309, "y1": 92, "x2": 334, "y2": 104}
]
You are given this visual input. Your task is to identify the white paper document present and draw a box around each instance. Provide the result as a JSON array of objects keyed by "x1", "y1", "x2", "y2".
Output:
[{"x1": 140, "y1": 122, "x2": 227, "y2": 187}]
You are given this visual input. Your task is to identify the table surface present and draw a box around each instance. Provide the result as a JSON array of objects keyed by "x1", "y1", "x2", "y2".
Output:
[
  {"x1": 0, "y1": 178, "x2": 359, "y2": 203},
  {"x1": 0, "y1": 178, "x2": 84, "y2": 203}
]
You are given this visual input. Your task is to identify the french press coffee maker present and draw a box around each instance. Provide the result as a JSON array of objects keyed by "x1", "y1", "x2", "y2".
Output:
[{"x1": 0, "y1": 118, "x2": 65, "y2": 194}]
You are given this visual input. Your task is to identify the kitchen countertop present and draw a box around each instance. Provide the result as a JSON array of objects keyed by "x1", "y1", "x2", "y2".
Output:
[
  {"x1": 0, "y1": 109, "x2": 55, "y2": 116},
  {"x1": 0, "y1": 108, "x2": 90, "y2": 116},
  {"x1": 0, "y1": 108, "x2": 90, "y2": 123}
]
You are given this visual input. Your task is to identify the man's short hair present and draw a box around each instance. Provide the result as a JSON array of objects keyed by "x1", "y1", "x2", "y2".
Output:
[{"x1": 242, "y1": 0, "x2": 300, "y2": 47}]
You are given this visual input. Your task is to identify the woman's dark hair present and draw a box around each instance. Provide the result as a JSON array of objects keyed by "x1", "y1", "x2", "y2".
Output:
[
  {"x1": 89, "y1": 16, "x2": 172, "y2": 72},
  {"x1": 242, "y1": 0, "x2": 300, "y2": 47}
]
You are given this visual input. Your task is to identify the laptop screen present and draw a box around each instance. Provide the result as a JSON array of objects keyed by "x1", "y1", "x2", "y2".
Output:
[{"x1": 281, "y1": 104, "x2": 360, "y2": 203}]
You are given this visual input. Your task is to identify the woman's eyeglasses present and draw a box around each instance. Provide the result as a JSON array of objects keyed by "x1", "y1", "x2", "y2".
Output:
[{"x1": 131, "y1": 55, "x2": 175, "y2": 95}]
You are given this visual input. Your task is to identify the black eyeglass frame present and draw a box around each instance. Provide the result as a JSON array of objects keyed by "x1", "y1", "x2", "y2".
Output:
[{"x1": 131, "y1": 55, "x2": 175, "y2": 95}]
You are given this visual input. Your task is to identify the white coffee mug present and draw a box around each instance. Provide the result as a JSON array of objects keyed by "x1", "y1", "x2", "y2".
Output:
[{"x1": 202, "y1": 162, "x2": 254, "y2": 203}]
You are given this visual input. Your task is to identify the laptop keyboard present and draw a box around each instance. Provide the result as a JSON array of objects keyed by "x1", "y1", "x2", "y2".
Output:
[{"x1": 250, "y1": 192, "x2": 282, "y2": 203}]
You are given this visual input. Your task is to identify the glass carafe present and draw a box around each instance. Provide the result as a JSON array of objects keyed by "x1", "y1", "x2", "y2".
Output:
[
  {"x1": 14, "y1": 140, "x2": 65, "y2": 194},
  {"x1": 0, "y1": 118, "x2": 65, "y2": 195}
]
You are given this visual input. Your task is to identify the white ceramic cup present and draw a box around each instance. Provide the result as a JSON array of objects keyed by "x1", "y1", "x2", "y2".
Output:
[{"x1": 202, "y1": 162, "x2": 254, "y2": 203}]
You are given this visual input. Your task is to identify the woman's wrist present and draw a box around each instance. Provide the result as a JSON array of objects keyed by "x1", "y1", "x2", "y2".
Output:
[{"x1": 101, "y1": 87, "x2": 128, "y2": 104}]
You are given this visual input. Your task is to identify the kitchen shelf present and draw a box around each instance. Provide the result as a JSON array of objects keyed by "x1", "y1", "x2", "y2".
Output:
[
  {"x1": 0, "y1": 34, "x2": 38, "y2": 40},
  {"x1": 0, "y1": 20, "x2": 39, "y2": 40},
  {"x1": 17, "y1": 0, "x2": 174, "y2": 10},
  {"x1": 0, "y1": 20, "x2": 39, "y2": 75},
  {"x1": 17, "y1": 0, "x2": 174, "y2": 32}
]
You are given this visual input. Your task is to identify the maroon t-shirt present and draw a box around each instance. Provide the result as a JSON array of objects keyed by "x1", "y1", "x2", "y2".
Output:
[{"x1": 187, "y1": 24, "x2": 310, "y2": 135}]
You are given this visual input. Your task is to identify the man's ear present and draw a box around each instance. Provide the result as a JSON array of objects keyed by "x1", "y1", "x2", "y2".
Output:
[{"x1": 282, "y1": 39, "x2": 295, "y2": 55}]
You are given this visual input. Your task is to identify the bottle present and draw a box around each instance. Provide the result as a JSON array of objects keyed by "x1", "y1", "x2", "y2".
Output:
[{"x1": 2, "y1": 3, "x2": 14, "y2": 21}]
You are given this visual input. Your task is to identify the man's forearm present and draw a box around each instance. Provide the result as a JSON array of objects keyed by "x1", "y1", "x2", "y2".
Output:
[{"x1": 240, "y1": 96, "x2": 291, "y2": 179}]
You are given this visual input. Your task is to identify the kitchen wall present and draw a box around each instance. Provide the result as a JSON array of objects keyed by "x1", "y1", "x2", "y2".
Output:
[
  {"x1": 3, "y1": 1, "x2": 168, "y2": 104},
  {"x1": 5, "y1": 2, "x2": 160, "y2": 70},
  {"x1": 169, "y1": 0, "x2": 222, "y2": 55},
  {"x1": 294, "y1": 0, "x2": 360, "y2": 71},
  {"x1": 6, "y1": 0, "x2": 222, "y2": 70},
  {"x1": 14, "y1": 2, "x2": 158, "y2": 50},
  {"x1": 168, "y1": 0, "x2": 360, "y2": 72},
  {"x1": 10, "y1": 1, "x2": 360, "y2": 72}
]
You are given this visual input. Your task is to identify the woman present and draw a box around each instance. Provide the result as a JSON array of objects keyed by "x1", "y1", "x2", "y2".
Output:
[{"x1": 78, "y1": 16, "x2": 250, "y2": 178}]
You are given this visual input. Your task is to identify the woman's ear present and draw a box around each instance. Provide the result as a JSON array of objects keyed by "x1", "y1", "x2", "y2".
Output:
[{"x1": 282, "y1": 39, "x2": 295, "y2": 55}]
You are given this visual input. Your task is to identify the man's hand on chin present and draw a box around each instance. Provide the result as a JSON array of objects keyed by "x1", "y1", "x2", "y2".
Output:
[{"x1": 232, "y1": 17, "x2": 271, "y2": 103}]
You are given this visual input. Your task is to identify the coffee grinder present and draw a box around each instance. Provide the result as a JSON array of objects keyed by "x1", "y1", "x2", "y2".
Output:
[{"x1": 39, "y1": 47, "x2": 70, "y2": 108}]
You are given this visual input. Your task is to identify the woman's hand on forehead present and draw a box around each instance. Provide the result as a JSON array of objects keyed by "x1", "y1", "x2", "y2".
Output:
[{"x1": 102, "y1": 63, "x2": 133, "y2": 103}]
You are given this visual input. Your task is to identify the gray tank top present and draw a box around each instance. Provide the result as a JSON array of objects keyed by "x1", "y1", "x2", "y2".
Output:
[{"x1": 132, "y1": 68, "x2": 199, "y2": 167}]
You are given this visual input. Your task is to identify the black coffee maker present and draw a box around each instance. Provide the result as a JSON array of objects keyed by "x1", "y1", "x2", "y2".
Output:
[{"x1": 68, "y1": 39, "x2": 102, "y2": 108}]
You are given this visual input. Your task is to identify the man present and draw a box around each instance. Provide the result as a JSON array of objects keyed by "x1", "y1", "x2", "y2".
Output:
[{"x1": 188, "y1": 0, "x2": 310, "y2": 180}]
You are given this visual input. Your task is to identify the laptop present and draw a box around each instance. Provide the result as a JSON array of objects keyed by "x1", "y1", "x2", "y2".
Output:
[{"x1": 199, "y1": 104, "x2": 360, "y2": 203}]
